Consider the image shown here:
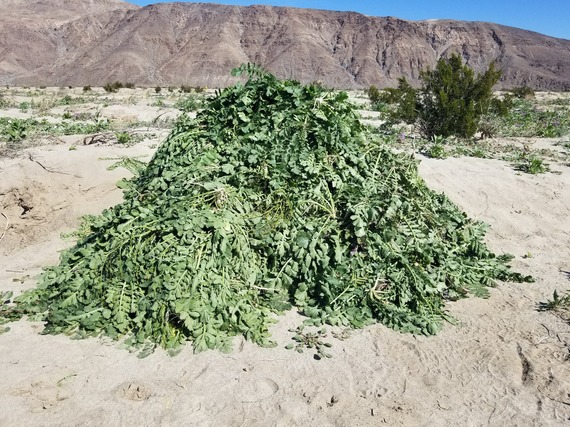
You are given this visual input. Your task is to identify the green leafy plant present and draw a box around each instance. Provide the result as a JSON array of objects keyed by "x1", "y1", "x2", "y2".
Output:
[
  {"x1": 5, "y1": 119, "x2": 28, "y2": 142},
  {"x1": 514, "y1": 152, "x2": 549, "y2": 174},
  {"x1": 115, "y1": 132, "x2": 132, "y2": 145},
  {"x1": 496, "y1": 99, "x2": 569, "y2": 138},
  {"x1": 175, "y1": 95, "x2": 203, "y2": 112},
  {"x1": 0, "y1": 291, "x2": 25, "y2": 334},
  {"x1": 285, "y1": 326, "x2": 333, "y2": 360},
  {"x1": 538, "y1": 290, "x2": 570, "y2": 322},
  {"x1": 424, "y1": 136, "x2": 448, "y2": 159},
  {"x1": 2, "y1": 65, "x2": 532, "y2": 356},
  {"x1": 19, "y1": 101, "x2": 30, "y2": 112}
]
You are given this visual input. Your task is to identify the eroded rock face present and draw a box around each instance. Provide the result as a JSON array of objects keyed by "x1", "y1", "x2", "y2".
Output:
[{"x1": 1, "y1": 0, "x2": 569, "y2": 89}]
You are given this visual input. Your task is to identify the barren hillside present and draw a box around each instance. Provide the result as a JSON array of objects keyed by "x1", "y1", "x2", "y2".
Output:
[{"x1": 1, "y1": 0, "x2": 570, "y2": 89}]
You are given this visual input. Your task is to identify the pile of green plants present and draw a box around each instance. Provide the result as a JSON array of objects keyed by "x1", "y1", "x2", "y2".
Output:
[{"x1": 3, "y1": 65, "x2": 531, "y2": 354}]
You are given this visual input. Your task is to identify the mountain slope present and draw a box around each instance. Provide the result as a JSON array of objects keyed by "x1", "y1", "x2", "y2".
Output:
[{"x1": 1, "y1": 1, "x2": 569, "y2": 89}]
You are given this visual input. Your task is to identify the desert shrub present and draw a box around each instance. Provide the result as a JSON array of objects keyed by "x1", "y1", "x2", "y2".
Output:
[
  {"x1": 367, "y1": 79, "x2": 419, "y2": 117},
  {"x1": 366, "y1": 85, "x2": 382, "y2": 104},
  {"x1": 19, "y1": 102, "x2": 30, "y2": 112},
  {"x1": 83, "y1": 85, "x2": 92, "y2": 92},
  {"x1": 509, "y1": 86, "x2": 535, "y2": 99},
  {"x1": 124, "y1": 82, "x2": 135, "y2": 89},
  {"x1": 415, "y1": 54, "x2": 503, "y2": 138},
  {"x1": 179, "y1": 85, "x2": 192, "y2": 93},
  {"x1": 392, "y1": 77, "x2": 419, "y2": 124},
  {"x1": 155, "y1": 86, "x2": 162, "y2": 94},
  {"x1": 103, "y1": 81, "x2": 124, "y2": 93},
  {"x1": 175, "y1": 95, "x2": 202, "y2": 112}
]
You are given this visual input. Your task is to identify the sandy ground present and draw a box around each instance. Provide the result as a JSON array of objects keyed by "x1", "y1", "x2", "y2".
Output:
[{"x1": 1, "y1": 93, "x2": 570, "y2": 425}]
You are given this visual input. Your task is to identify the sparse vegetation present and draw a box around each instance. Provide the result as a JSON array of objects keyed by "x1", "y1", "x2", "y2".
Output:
[
  {"x1": 539, "y1": 289, "x2": 570, "y2": 324},
  {"x1": 175, "y1": 95, "x2": 203, "y2": 112},
  {"x1": 494, "y1": 99, "x2": 570, "y2": 138},
  {"x1": 103, "y1": 81, "x2": 125, "y2": 93},
  {"x1": 509, "y1": 86, "x2": 535, "y2": 99}
]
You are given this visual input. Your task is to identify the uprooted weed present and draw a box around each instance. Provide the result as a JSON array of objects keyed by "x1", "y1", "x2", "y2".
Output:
[{"x1": 2, "y1": 65, "x2": 532, "y2": 355}]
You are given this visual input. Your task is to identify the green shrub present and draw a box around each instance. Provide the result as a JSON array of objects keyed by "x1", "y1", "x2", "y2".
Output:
[
  {"x1": 393, "y1": 77, "x2": 419, "y2": 124},
  {"x1": 103, "y1": 81, "x2": 124, "y2": 93},
  {"x1": 175, "y1": 95, "x2": 202, "y2": 112},
  {"x1": 388, "y1": 55, "x2": 504, "y2": 138},
  {"x1": 19, "y1": 102, "x2": 30, "y2": 112},
  {"x1": 415, "y1": 54, "x2": 502, "y2": 138},
  {"x1": 366, "y1": 85, "x2": 382, "y2": 104},
  {"x1": 5, "y1": 119, "x2": 28, "y2": 142},
  {"x1": 115, "y1": 132, "x2": 132, "y2": 145}
]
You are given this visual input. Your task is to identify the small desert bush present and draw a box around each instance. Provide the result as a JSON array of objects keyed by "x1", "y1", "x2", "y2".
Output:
[
  {"x1": 103, "y1": 81, "x2": 124, "y2": 93},
  {"x1": 387, "y1": 54, "x2": 504, "y2": 139},
  {"x1": 509, "y1": 86, "x2": 535, "y2": 99},
  {"x1": 175, "y1": 95, "x2": 203, "y2": 112}
]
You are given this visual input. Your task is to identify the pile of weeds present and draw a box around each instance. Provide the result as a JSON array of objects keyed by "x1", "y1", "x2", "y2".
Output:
[{"x1": 3, "y1": 66, "x2": 532, "y2": 355}]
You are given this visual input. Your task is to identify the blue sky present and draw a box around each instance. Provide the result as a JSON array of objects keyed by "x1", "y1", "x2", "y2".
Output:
[{"x1": 130, "y1": 1, "x2": 570, "y2": 40}]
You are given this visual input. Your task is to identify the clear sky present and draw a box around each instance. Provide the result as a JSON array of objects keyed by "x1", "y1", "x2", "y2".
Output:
[{"x1": 129, "y1": 1, "x2": 570, "y2": 40}]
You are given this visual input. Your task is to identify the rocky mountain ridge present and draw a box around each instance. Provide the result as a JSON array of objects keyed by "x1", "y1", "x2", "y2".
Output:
[{"x1": 1, "y1": 0, "x2": 569, "y2": 89}]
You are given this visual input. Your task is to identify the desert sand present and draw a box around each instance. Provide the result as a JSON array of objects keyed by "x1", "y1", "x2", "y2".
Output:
[{"x1": 1, "y1": 90, "x2": 569, "y2": 426}]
